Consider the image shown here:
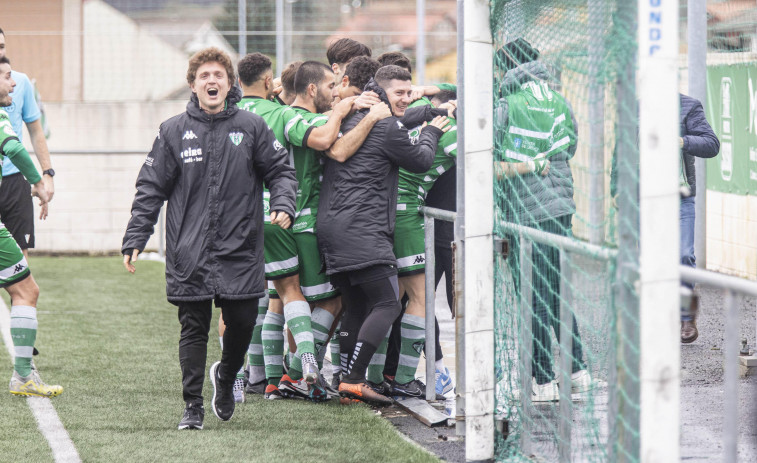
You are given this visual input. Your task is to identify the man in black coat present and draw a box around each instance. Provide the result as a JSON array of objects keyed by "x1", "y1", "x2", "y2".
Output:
[
  {"x1": 121, "y1": 48, "x2": 296, "y2": 429},
  {"x1": 679, "y1": 93, "x2": 720, "y2": 343},
  {"x1": 317, "y1": 65, "x2": 450, "y2": 405}
]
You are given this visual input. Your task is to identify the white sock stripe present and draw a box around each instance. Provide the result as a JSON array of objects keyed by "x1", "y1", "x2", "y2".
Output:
[
  {"x1": 292, "y1": 331, "x2": 314, "y2": 345},
  {"x1": 10, "y1": 305, "x2": 36, "y2": 319},
  {"x1": 255, "y1": 314, "x2": 267, "y2": 324},
  {"x1": 398, "y1": 353, "x2": 423, "y2": 367},
  {"x1": 264, "y1": 357, "x2": 284, "y2": 366},
  {"x1": 283, "y1": 300, "x2": 311, "y2": 321},
  {"x1": 369, "y1": 354, "x2": 386, "y2": 365},
  {"x1": 402, "y1": 313, "x2": 426, "y2": 329},
  {"x1": 312, "y1": 331, "x2": 329, "y2": 343},
  {"x1": 263, "y1": 312, "x2": 285, "y2": 325},
  {"x1": 14, "y1": 345, "x2": 34, "y2": 357},
  {"x1": 9, "y1": 318, "x2": 38, "y2": 330},
  {"x1": 261, "y1": 332, "x2": 284, "y2": 341},
  {"x1": 400, "y1": 326, "x2": 426, "y2": 340},
  {"x1": 311, "y1": 307, "x2": 335, "y2": 330},
  {"x1": 248, "y1": 345, "x2": 264, "y2": 355}
]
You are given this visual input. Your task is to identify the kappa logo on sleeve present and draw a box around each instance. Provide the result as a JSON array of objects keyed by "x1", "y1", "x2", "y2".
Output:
[
  {"x1": 396, "y1": 121, "x2": 405, "y2": 129},
  {"x1": 144, "y1": 156, "x2": 155, "y2": 167},
  {"x1": 229, "y1": 131, "x2": 244, "y2": 146},
  {"x1": 273, "y1": 139, "x2": 283, "y2": 151}
]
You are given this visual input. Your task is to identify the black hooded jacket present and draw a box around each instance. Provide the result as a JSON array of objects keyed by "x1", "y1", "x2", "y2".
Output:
[
  {"x1": 316, "y1": 79, "x2": 447, "y2": 275},
  {"x1": 122, "y1": 86, "x2": 297, "y2": 303}
]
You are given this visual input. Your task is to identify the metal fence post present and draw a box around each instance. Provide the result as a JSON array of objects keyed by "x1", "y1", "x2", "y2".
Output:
[
  {"x1": 723, "y1": 289, "x2": 740, "y2": 463},
  {"x1": 558, "y1": 251, "x2": 574, "y2": 461},
  {"x1": 518, "y1": 235, "x2": 533, "y2": 455},
  {"x1": 237, "y1": 0, "x2": 246, "y2": 56},
  {"x1": 454, "y1": 0, "x2": 466, "y2": 438},
  {"x1": 424, "y1": 214, "x2": 436, "y2": 401},
  {"x1": 588, "y1": 0, "x2": 606, "y2": 245}
]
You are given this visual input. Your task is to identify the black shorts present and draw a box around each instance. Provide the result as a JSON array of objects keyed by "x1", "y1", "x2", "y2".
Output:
[
  {"x1": 329, "y1": 264, "x2": 398, "y2": 288},
  {"x1": 0, "y1": 173, "x2": 35, "y2": 250}
]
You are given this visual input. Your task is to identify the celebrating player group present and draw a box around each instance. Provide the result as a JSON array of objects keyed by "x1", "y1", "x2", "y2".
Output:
[{"x1": 120, "y1": 38, "x2": 458, "y2": 430}]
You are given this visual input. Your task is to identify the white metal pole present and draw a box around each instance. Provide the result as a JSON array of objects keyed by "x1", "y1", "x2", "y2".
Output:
[
  {"x1": 416, "y1": 0, "x2": 426, "y2": 85},
  {"x1": 424, "y1": 215, "x2": 436, "y2": 401},
  {"x1": 237, "y1": 0, "x2": 246, "y2": 56},
  {"x1": 454, "y1": 0, "x2": 466, "y2": 438},
  {"x1": 463, "y1": 0, "x2": 494, "y2": 460},
  {"x1": 637, "y1": 1, "x2": 680, "y2": 461},
  {"x1": 688, "y1": 0, "x2": 707, "y2": 268},
  {"x1": 275, "y1": 0, "x2": 284, "y2": 77}
]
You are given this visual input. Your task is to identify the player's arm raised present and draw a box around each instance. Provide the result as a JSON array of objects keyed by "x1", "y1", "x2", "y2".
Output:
[{"x1": 325, "y1": 102, "x2": 392, "y2": 163}]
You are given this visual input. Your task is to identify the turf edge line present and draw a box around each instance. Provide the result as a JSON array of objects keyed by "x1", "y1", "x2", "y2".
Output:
[
  {"x1": 0, "y1": 297, "x2": 82, "y2": 463},
  {"x1": 390, "y1": 417, "x2": 440, "y2": 461}
]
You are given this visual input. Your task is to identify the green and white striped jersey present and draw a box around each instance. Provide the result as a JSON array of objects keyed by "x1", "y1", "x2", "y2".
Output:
[
  {"x1": 289, "y1": 107, "x2": 330, "y2": 234},
  {"x1": 397, "y1": 98, "x2": 458, "y2": 210},
  {"x1": 237, "y1": 96, "x2": 310, "y2": 223}
]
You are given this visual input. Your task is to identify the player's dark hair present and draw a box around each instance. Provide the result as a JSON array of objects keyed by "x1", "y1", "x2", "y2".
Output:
[
  {"x1": 237, "y1": 52, "x2": 272, "y2": 87},
  {"x1": 294, "y1": 61, "x2": 332, "y2": 95},
  {"x1": 375, "y1": 65, "x2": 412, "y2": 89},
  {"x1": 431, "y1": 89, "x2": 456, "y2": 106},
  {"x1": 377, "y1": 51, "x2": 412, "y2": 74},
  {"x1": 326, "y1": 38, "x2": 371, "y2": 65},
  {"x1": 280, "y1": 61, "x2": 302, "y2": 95},
  {"x1": 344, "y1": 56, "x2": 380, "y2": 92}
]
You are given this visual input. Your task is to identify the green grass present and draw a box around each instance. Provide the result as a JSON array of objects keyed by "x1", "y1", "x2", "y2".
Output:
[{"x1": 0, "y1": 256, "x2": 438, "y2": 463}]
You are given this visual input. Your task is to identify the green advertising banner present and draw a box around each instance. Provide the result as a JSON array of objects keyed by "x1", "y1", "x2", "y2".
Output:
[{"x1": 706, "y1": 64, "x2": 757, "y2": 195}]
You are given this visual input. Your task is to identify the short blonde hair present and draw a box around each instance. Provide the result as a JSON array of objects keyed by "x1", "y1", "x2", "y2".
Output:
[{"x1": 186, "y1": 47, "x2": 235, "y2": 88}]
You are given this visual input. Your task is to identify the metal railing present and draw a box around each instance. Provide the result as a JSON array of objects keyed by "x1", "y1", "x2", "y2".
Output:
[
  {"x1": 680, "y1": 266, "x2": 757, "y2": 463},
  {"x1": 420, "y1": 206, "x2": 457, "y2": 402}
]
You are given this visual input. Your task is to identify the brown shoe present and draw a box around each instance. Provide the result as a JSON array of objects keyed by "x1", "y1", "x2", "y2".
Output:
[{"x1": 681, "y1": 320, "x2": 698, "y2": 343}]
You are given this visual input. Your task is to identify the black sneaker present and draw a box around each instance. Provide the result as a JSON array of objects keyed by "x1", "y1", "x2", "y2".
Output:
[
  {"x1": 177, "y1": 402, "x2": 204, "y2": 430},
  {"x1": 391, "y1": 378, "x2": 425, "y2": 398},
  {"x1": 367, "y1": 380, "x2": 391, "y2": 397},
  {"x1": 245, "y1": 379, "x2": 267, "y2": 394},
  {"x1": 209, "y1": 361, "x2": 235, "y2": 421}
]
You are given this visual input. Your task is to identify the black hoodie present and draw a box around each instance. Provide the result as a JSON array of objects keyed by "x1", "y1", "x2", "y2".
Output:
[
  {"x1": 122, "y1": 86, "x2": 297, "y2": 303},
  {"x1": 316, "y1": 79, "x2": 447, "y2": 275}
]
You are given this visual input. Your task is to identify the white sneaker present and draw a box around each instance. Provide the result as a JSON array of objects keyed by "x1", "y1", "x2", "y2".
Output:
[
  {"x1": 570, "y1": 370, "x2": 593, "y2": 393},
  {"x1": 532, "y1": 379, "x2": 559, "y2": 402}
]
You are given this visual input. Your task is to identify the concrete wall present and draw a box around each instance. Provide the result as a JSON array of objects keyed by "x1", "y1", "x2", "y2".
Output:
[{"x1": 25, "y1": 100, "x2": 186, "y2": 254}]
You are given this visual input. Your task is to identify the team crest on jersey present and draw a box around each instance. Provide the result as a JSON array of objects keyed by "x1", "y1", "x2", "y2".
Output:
[
  {"x1": 229, "y1": 132, "x2": 244, "y2": 146},
  {"x1": 408, "y1": 126, "x2": 422, "y2": 145},
  {"x1": 273, "y1": 139, "x2": 283, "y2": 151}
]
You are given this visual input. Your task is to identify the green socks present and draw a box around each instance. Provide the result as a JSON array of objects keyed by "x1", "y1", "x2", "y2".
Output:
[
  {"x1": 262, "y1": 310, "x2": 285, "y2": 385},
  {"x1": 10, "y1": 305, "x2": 37, "y2": 377},
  {"x1": 394, "y1": 313, "x2": 425, "y2": 384}
]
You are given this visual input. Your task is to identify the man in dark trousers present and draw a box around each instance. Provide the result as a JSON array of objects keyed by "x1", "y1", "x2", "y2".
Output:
[
  {"x1": 679, "y1": 93, "x2": 720, "y2": 343},
  {"x1": 317, "y1": 65, "x2": 450, "y2": 405},
  {"x1": 121, "y1": 47, "x2": 296, "y2": 430}
]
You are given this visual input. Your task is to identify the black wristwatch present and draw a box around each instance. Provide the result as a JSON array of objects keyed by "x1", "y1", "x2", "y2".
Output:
[{"x1": 43, "y1": 169, "x2": 55, "y2": 177}]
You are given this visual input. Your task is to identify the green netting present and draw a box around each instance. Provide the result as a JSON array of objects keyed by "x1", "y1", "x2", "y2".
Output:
[{"x1": 490, "y1": 1, "x2": 640, "y2": 461}]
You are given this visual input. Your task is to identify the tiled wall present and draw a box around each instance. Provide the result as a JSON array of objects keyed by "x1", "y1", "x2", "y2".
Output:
[{"x1": 706, "y1": 190, "x2": 757, "y2": 279}]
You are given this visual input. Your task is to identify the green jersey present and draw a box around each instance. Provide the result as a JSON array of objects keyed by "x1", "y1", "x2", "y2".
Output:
[
  {"x1": 288, "y1": 107, "x2": 329, "y2": 234},
  {"x1": 0, "y1": 109, "x2": 41, "y2": 187},
  {"x1": 397, "y1": 99, "x2": 457, "y2": 210},
  {"x1": 501, "y1": 80, "x2": 575, "y2": 163},
  {"x1": 237, "y1": 96, "x2": 310, "y2": 222}
]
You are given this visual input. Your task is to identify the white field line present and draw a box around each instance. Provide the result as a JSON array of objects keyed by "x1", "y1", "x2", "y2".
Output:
[{"x1": 0, "y1": 298, "x2": 81, "y2": 463}]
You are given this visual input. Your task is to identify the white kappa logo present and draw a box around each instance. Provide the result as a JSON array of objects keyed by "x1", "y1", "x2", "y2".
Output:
[{"x1": 182, "y1": 130, "x2": 198, "y2": 140}]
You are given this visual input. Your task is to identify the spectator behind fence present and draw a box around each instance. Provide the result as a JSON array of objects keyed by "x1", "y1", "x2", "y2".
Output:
[
  {"x1": 678, "y1": 93, "x2": 720, "y2": 344},
  {"x1": 494, "y1": 38, "x2": 592, "y2": 403}
]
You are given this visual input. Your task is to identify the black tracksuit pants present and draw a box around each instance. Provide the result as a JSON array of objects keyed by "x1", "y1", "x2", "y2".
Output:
[{"x1": 177, "y1": 298, "x2": 257, "y2": 404}]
